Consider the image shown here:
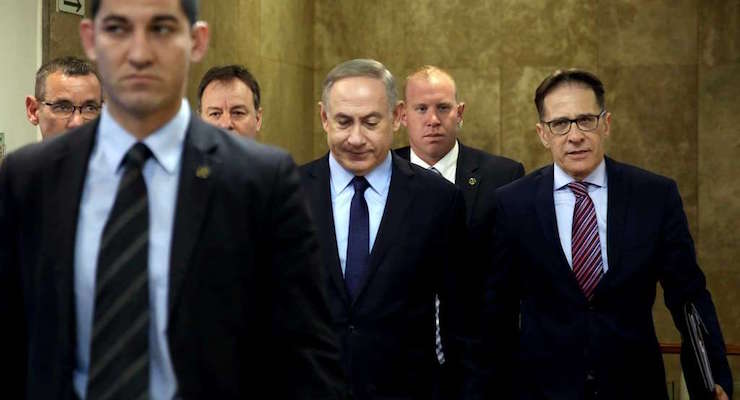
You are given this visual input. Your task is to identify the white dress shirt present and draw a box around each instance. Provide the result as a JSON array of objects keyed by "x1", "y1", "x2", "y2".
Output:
[{"x1": 409, "y1": 140, "x2": 459, "y2": 184}]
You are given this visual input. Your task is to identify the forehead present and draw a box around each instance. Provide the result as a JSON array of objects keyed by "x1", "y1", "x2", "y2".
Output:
[
  {"x1": 327, "y1": 76, "x2": 388, "y2": 113},
  {"x1": 405, "y1": 73, "x2": 456, "y2": 101},
  {"x1": 542, "y1": 83, "x2": 600, "y2": 118},
  {"x1": 203, "y1": 79, "x2": 254, "y2": 105},
  {"x1": 96, "y1": 0, "x2": 188, "y2": 22},
  {"x1": 45, "y1": 72, "x2": 101, "y2": 99}
]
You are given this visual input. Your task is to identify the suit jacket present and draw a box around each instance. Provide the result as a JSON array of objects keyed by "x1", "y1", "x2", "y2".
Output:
[
  {"x1": 300, "y1": 153, "x2": 477, "y2": 400},
  {"x1": 395, "y1": 142, "x2": 524, "y2": 236},
  {"x1": 0, "y1": 117, "x2": 346, "y2": 399},
  {"x1": 396, "y1": 143, "x2": 524, "y2": 397},
  {"x1": 484, "y1": 157, "x2": 733, "y2": 400}
]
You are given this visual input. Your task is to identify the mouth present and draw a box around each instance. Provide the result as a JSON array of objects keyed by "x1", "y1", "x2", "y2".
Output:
[
  {"x1": 122, "y1": 74, "x2": 159, "y2": 84},
  {"x1": 566, "y1": 149, "x2": 591, "y2": 158},
  {"x1": 345, "y1": 150, "x2": 369, "y2": 159}
]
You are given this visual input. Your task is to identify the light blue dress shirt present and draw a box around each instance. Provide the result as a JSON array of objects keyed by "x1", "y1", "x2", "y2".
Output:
[
  {"x1": 329, "y1": 151, "x2": 392, "y2": 274},
  {"x1": 73, "y1": 100, "x2": 189, "y2": 399},
  {"x1": 553, "y1": 159, "x2": 609, "y2": 272}
]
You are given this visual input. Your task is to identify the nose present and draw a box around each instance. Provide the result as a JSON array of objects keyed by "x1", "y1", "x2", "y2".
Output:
[
  {"x1": 66, "y1": 110, "x2": 86, "y2": 129},
  {"x1": 566, "y1": 124, "x2": 587, "y2": 142},
  {"x1": 346, "y1": 124, "x2": 365, "y2": 147},
  {"x1": 128, "y1": 28, "x2": 154, "y2": 69},
  {"x1": 426, "y1": 111, "x2": 441, "y2": 126},
  {"x1": 217, "y1": 115, "x2": 234, "y2": 131}
]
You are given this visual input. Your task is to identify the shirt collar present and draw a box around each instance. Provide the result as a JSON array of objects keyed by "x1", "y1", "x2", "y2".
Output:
[
  {"x1": 329, "y1": 150, "x2": 392, "y2": 196},
  {"x1": 409, "y1": 140, "x2": 459, "y2": 177},
  {"x1": 553, "y1": 158, "x2": 608, "y2": 191},
  {"x1": 97, "y1": 99, "x2": 190, "y2": 175}
]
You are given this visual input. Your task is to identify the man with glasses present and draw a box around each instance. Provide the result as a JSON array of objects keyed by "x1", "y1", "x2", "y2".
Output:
[
  {"x1": 482, "y1": 69, "x2": 732, "y2": 399},
  {"x1": 25, "y1": 56, "x2": 103, "y2": 139}
]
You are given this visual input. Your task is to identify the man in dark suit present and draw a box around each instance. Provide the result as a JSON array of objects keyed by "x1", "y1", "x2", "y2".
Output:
[
  {"x1": 397, "y1": 65, "x2": 524, "y2": 254},
  {"x1": 395, "y1": 65, "x2": 523, "y2": 397},
  {"x1": 0, "y1": 0, "x2": 344, "y2": 398},
  {"x1": 483, "y1": 69, "x2": 733, "y2": 399},
  {"x1": 301, "y1": 59, "x2": 478, "y2": 399}
]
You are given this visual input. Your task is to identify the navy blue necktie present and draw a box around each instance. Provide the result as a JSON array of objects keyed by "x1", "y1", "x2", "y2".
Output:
[{"x1": 345, "y1": 176, "x2": 370, "y2": 300}]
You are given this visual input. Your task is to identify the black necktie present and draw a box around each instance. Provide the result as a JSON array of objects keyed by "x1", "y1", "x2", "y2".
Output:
[
  {"x1": 345, "y1": 176, "x2": 370, "y2": 300},
  {"x1": 87, "y1": 143, "x2": 152, "y2": 400}
]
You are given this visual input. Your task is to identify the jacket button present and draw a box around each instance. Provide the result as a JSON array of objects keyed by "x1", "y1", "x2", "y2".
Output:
[{"x1": 348, "y1": 325, "x2": 355, "y2": 332}]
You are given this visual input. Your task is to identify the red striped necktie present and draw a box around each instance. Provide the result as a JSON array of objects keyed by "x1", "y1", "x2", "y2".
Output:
[{"x1": 568, "y1": 181, "x2": 603, "y2": 301}]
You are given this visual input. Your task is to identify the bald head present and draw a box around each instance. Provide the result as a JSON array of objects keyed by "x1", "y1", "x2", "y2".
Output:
[
  {"x1": 405, "y1": 66, "x2": 459, "y2": 102},
  {"x1": 401, "y1": 65, "x2": 465, "y2": 166}
]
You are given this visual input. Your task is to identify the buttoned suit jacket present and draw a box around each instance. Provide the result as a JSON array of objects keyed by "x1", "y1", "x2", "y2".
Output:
[
  {"x1": 300, "y1": 153, "x2": 477, "y2": 400},
  {"x1": 484, "y1": 156, "x2": 733, "y2": 399},
  {"x1": 0, "y1": 117, "x2": 346, "y2": 399}
]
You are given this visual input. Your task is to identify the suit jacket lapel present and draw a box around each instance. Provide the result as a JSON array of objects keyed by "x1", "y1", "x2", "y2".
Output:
[
  {"x1": 455, "y1": 143, "x2": 480, "y2": 225},
  {"x1": 168, "y1": 117, "x2": 217, "y2": 315},
  {"x1": 599, "y1": 157, "x2": 628, "y2": 294},
  {"x1": 45, "y1": 122, "x2": 98, "y2": 369},
  {"x1": 310, "y1": 154, "x2": 350, "y2": 305},
  {"x1": 352, "y1": 154, "x2": 414, "y2": 306},
  {"x1": 534, "y1": 166, "x2": 584, "y2": 300}
]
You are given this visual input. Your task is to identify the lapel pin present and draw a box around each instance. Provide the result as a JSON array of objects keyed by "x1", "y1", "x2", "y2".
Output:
[
  {"x1": 468, "y1": 177, "x2": 478, "y2": 187},
  {"x1": 196, "y1": 165, "x2": 210, "y2": 179}
]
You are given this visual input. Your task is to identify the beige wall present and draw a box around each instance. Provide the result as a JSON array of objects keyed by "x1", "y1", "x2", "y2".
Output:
[
  {"x1": 186, "y1": 0, "x2": 316, "y2": 164},
  {"x1": 41, "y1": 0, "x2": 739, "y2": 387},
  {"x1": 43, "y1": 0, "x2": 90, "y2": 62},
  {"x1": 0, "y1": 0, "x2": 42, "y2": 152}
]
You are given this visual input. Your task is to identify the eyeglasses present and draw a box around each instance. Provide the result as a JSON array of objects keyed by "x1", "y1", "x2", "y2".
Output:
[
  {"x1": 542, "y1": 110, "x2": 606, "y2": 136},
  {"x1": 41, "y1": 100, "x2": 102, "y2": 120}
]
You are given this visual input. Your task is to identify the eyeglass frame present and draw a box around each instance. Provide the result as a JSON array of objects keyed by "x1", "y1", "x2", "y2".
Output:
[
  {"x1": 39, "y1": 99, "x2": 103, "y2": 120},
  {"x1": 541, "y1": 110, "x2": 607, "y2": 136}
]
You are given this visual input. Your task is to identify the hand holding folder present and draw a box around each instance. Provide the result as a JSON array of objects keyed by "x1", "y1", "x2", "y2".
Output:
[{"x1": 683, "y1": 302, "x2": 716, "y2": 399}]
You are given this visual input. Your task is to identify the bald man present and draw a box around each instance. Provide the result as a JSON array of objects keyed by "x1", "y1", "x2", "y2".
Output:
[{"x1": 395, "y1": 65, "x2": 524, "y2": 397}]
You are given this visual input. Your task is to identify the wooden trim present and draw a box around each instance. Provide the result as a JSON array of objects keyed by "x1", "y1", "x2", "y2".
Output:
[{"x1": 660, "y1": 342, "x2": 740, "y2": 356}]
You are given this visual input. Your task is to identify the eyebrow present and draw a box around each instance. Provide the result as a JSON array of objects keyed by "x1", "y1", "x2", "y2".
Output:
[
  {"x1": 361, "y1": 112, "x2": 382, "y2": 119},
  {"x1": 101, "y1": 15, "x2": 128, "y2": 24},
  {"x1": 151, "y1": 15, "x2": 180, "y2": 24},
  {"x1": 551, "y1": 112, "x2": 600, "y2": 120},
  {"x1": 101, "y1": 14, "x2": 180, "y2": 24}
]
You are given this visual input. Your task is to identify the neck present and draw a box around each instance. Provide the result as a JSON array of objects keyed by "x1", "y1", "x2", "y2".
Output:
[
  {"x1": 107, "y1": 100, "x2": 182, "y2": 141},
  {"x1": 412, "y1": 146, "x2": 449, "y2": 167}
]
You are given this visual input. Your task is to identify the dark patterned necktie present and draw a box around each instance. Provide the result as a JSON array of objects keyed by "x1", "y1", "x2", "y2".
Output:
[
  {"x1": 87, "y1": 143, "x2": 152, "y2": 400},
  {"x1": 428, "y1": 167, "x2": 446, "y2": 364},
  {"x1": 345, "y1": 176, "x2": 370, "y2": 301},
  {"x1": 568, "y1": 181, "x2": 604, "y2": 301}
]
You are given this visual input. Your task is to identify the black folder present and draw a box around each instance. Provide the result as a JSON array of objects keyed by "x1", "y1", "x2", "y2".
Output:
[{"x1": 683, "y1": 302, "x2": 715, "y2": 397}]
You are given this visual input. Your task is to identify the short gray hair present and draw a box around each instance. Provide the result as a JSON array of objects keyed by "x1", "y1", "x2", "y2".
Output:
[
  {"x1": 321, "y1": 59, "x2": 398, "y2": 113},
  {"x1": 35, "y1": 56, "x2": 101, "y2": 100}
]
